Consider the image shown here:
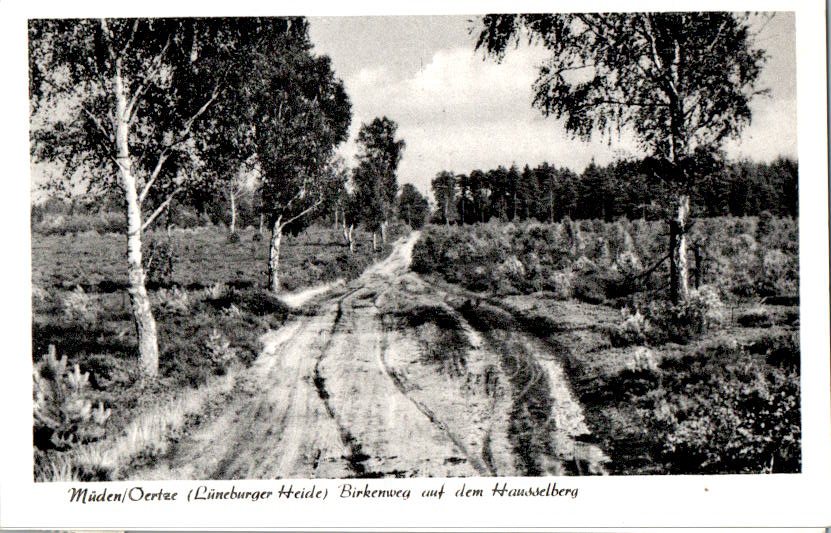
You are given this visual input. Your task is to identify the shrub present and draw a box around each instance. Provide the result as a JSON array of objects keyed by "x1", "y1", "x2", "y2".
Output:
[
  {"x1": 737, "y1": 306, "x2": 773, "y2": 328},
  {"x1": 646, "y1": 287, "x2": 723, "y2": 344},
  {"x1": 205, "y1": 328, "x2": 237, "y2": 374},
  {"x1": 650, "y1": 344, "x2": 800, "y2": 473},
  {"x1": 610, "y1": 308, "x2": 650, "y2": 347},
  {"x1": 751, "y1": 331, "x2": 800, "y2": 371},
  {"x1": 62, "y1": 286, "x2": 98, "y2": 324},
  {"x1": 204, "y1": 282, "x2": 228, "y2": 301},
  {"x1": 626, "y1": 346, "x2": 658, "y2": 373},
  {"x1": 33, "y1": 345, "x2": 111, "y2": 451},
  {"x1": 32, "y1": 283, "x2": 49, "y2": 303},
  {"x1": 154, "y1": 287, "x2": 190, "y2": 314},
  {"x1": 545, "y1": 270, "x2": 573, "y2": 300},
  {"x1": 756, "y1": 249, "x2": 797, "y2": 296}
]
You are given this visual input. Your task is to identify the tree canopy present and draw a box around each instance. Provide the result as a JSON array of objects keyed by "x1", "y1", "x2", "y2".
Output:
[{"x1": 476, "y1": 13, "x2": 766, "y2": 187}]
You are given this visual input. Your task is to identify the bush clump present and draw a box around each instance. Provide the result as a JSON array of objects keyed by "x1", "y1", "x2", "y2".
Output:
[
  {"x1": 610, "y1": 308, "x2": 650, "y2": 347},
  {"x1": 645, "y1": 286, "x2": 724, "y2": 344},
  {"x1": 62, "y1": 285, "x2": 98, "y2": 324},
  {"x1": 650, "y1": 343, "x2": 800, "y2": 473},
  {"x1": 142, "y1": 238, "x2": 176, "y2": 287},
  {"x1": 205, "y1": 328, "x2": 237, "y2": 374},
  {"x1": 738, "y1": 306, "x2": 774, "y2": 328},
  {"x1": 33, "y1": 345, "x2": 111, "y2": 451}
]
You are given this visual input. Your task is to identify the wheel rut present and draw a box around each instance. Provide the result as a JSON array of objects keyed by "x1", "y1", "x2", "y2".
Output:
[{"x1": 128, "y1": 231, "x2": 608, "y2": 479}]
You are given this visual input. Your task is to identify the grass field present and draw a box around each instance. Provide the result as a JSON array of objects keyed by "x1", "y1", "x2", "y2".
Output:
[{"x1": 31, "y1": 222, "x2": 406, "y2": 480}]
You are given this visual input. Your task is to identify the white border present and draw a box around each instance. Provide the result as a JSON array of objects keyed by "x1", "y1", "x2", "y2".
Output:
[{"x1": 2, "y1": 1, "x2": 829, "y2": 530}]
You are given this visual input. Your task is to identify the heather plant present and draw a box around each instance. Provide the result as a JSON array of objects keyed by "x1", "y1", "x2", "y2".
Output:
[
  {"x1": 33, "y1": 345, "x2": 111, "y2": 451},
  {"x1": 626, "y1": 346, "x2": 658, "y2": 373},
  {"x1": 62, "y1": 285, "x2": 98, "y2": 324},
  {"x1": 205, "y1": 328, "x2": 237, "y2": 374},
  {"x1": 32, "y1": 283, "x2": 49, "y2": 302},
  {"x1": 650, "y1": 344, "x2": 800, "y2": 473},
  {"x1": 757, "y1": 249, "x2": 797, "y2": 296},
  {"x1": 646, "y1": 286, "x2": 724, "y2": 343},
  {"x1": 154, "y1": 287, "x2": 190, "y2": 314},
  {"x1": 205, "y1": 282, "x2": 228, "y2": 301},
  {"x1": 610, "y1": 308, "x2": 650, "y2": 347},
  {"x1": 545, "y1": 270, "x2": 574, "y2": 299},
  {"x1": 737, "y1": 305, "x2": 773, "y2": 328}
]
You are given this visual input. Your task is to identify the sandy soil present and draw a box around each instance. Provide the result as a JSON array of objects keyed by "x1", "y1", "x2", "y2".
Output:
[{"x1": 132, "y1": 232, "x2": 608, "y2": 479}]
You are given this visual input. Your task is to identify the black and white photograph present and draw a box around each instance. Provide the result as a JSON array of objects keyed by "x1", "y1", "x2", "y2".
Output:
[{"x1": 3, "y1": 1, "x2": 830, "y2": 530}]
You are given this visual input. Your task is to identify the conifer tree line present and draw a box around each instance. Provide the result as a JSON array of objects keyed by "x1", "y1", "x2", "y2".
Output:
[{"x1": 431, "y1": 156, "x2": 797, "y2": 226}]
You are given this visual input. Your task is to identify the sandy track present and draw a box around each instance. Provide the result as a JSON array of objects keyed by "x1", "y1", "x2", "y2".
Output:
[{"x1": 132, "y1": 231, "x2": 607, "y2": 480}]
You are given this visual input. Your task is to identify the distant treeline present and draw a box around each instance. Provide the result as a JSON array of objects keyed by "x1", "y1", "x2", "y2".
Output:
[{"x1": 431, "y1": 157, "x2": 798, "y2": 225}]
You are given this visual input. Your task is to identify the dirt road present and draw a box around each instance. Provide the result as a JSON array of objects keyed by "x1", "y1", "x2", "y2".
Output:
[{"x1": 134, "y1": 232, "x2": 608, "y2": 479}]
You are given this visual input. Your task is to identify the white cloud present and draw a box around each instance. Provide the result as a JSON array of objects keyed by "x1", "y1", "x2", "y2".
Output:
[
  {"x1": 338, "y1": 41, "x2": 797, "y2": 199},
  {"x1": 339, "y1": 45, "x2": 632, "y2": 196}
]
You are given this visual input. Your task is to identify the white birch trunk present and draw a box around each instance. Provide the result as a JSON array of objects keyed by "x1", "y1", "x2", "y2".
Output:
[
  {"x1": 268, "y1": 216, "x2": 283, "y2": 293},
  {"x1": 670, "y1": 193, "x2": 691, "y2": 303},
  {"x1": 114, "y1": 61, "x2": 159, "y2": 378},
  {"x1": 229, "y1": 187, "x2": 237, "y2": 236}
]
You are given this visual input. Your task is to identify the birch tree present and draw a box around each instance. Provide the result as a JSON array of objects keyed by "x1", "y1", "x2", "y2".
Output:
[
  {"x1": 29, "y1": 18, "x2": 251, "y2": 378},
  {"x1": 476, "y1": 12, "x2": 766, "y2": 303},
  {"x1": 246, "y1": 21, "x2": 351, "y2": 292},
  {"x1": 431, "y1": 171, "x2": 457, "y2": 226},
  {"x1": 354, "y1": 117, "x2": 406, "y2": 244}
]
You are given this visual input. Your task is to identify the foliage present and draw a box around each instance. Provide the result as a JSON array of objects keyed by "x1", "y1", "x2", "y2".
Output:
[
  {"x1": 142, "y1": 237, "x2": 176, "y2": 288},
  {"x1": 33, "y1": 346, "x2": 111, "y2": 451},
  {"x1": 610, "y1": 308, "x2": 650, "y2": 347},
  {"x1": 62, "y1": 286, "x2": 98, "y2": 324},
  {"x1": 154, "y1": 287, "x2": 191, "y2": 314},
  {"x1": 650, "y1": 342, "x2": 800, "y2": 473},
  {"x1": 249, "y1": 23, "x2": 352, "y2": 234},
  {"x1": 476, "y1": 13, "x2": 766, "y2": 187},
  {"x1": 431, "y1": 171, "x2": 458, "y2": 225},
  {"x1": 738, "y1": 306, "x2": 773, "y2": 328},
  {"x1": 511, "y1": 294, "x2": 801, "y2": 474},
  {"x1": 397, "y1": 183, "x2": 430, "y2": 229},
  {"x1": 425, "y1": 157, "x2": 797, "y2": 225},
  {"x1": 352, "y1": 117, "x2": 406, "y2": 230},
  {"x1": 645, "y1": 286, "x2": 724, "y2": 343},
  {"x1": 412, "y1": 217, "x2": 797, "y2": 305},
  {"x1": 205, "y1": 328, "x2": 237, "y2": 374}
]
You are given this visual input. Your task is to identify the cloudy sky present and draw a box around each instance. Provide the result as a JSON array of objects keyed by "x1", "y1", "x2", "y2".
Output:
[{"x1": 308, "y1": 13, "x2": 797, "y2": 197}]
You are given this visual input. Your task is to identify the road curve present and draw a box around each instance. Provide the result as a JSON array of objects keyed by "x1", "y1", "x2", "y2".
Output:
[{"x1": 131, "y1": 231, "x2": 608, "y2": 479}]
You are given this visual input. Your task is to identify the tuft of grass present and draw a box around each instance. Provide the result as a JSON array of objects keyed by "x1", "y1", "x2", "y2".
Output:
[
  {"x1": 390, "y1": 304, "x2": 470, "y2": 377},
  {"x1": 35, "y1": 370, "x2": 238, "y2": 482}
]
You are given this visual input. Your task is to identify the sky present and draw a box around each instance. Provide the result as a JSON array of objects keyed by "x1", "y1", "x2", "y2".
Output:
[
  {"x1": 308, "y1": 13, "x2": 797, "y2": 197},
  {"x1": 29, "y1": 13, "x2": 797, "y2": 202}
]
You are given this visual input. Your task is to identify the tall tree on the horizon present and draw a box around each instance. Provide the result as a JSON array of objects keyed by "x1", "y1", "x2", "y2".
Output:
[
  {"x1": 354, "y1": 117, "x2": 406, "y2": 245},
  {"x1": 398, "y1": 183, "x2": 430, "y2": 229},
  {"x1": 476, "y1": 12, "x2": 766, "y2": 303},
  {"x1": 431, "y1": 170, "x2": 457, "y2": 225}
]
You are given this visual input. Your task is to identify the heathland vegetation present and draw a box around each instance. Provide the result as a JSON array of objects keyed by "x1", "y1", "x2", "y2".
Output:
[
  {"x1": 29, "y1": 13, "x2": 800, "y2": 478},
  {"x1": 409, "y1": 215, "x2": 799, "y2": 473}
]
